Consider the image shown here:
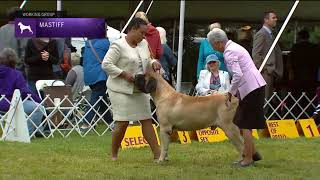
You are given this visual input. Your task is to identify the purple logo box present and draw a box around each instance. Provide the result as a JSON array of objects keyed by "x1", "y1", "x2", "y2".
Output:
[
  {"x1": 15, "y1": 18, "x2": 106, "y2": 38},
  {"x1": 15, "y1": 18, "x2": 37, "y2": 37}
]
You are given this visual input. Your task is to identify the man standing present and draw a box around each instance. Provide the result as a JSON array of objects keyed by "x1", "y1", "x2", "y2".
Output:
[
  {"x1": 0, "y1": 7, "x2": 28, "y2": 75},
  {"x1": 252, "y1": 11, "x2": 283, "y2": 100}
]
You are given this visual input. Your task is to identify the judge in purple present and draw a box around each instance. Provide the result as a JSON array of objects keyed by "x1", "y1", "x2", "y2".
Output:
[{"x1": 207, "y1": 28, "x2": 266, "y2": 167}]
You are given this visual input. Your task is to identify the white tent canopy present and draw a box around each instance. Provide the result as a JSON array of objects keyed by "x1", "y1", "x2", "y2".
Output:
[{"x1": 71, "y1": 25, "x2": 126, "y2": 55}]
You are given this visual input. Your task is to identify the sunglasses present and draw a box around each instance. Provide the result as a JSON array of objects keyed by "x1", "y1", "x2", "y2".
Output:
[{"x1": 208, "y1": 61, "x2": 218, "y2": 64}]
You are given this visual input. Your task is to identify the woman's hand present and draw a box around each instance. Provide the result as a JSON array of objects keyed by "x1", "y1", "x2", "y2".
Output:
[
  {"x1": 152, "y1": 61, "x2": 162, "y2": 71},
  {"x1": 210, "y1": 90, "x2": 218, "y2": 95},
  {"x1": 120, "y1": 71, "x2": 134, "y2": 83},
  {"x1": 225, "y1": 92, "x2": 232, "y2": 106},
  {"x1": 41, "y1": 50, "x2": 49, "y2": 61}
]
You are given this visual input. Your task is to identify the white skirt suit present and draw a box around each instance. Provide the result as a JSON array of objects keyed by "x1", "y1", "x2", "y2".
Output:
[{"x1": 102, "y1": 38, "x2": 157, "y2": 121}]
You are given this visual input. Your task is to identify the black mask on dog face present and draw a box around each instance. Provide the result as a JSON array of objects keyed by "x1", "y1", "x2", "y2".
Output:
[{"x1": 134, "y1": 74, "x2": 157, "y2": 93}]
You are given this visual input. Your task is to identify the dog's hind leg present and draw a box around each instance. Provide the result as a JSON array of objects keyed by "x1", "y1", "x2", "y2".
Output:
[{"x1": 219, "y1": 122, "x2": 244, "y2": 156}]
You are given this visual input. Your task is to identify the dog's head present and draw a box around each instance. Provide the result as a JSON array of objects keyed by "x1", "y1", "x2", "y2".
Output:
[{"x1": 134, "y1": 74, "x2": 157, "y2": 93}]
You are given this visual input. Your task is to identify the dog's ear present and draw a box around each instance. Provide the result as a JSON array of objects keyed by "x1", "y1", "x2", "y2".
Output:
[
  {"x1": 134, "y1": 74, "x2": 146, "y2": 93},
  {"x1": 145, "y1": 77, "x2": 157, "y2": 93}
]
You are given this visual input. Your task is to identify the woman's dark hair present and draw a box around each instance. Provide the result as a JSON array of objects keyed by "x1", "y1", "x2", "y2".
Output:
[
  {"x1": 0, "y1": 48, "x2": 18, "y2": 68},
  {"x1": 126, "y1": 17, "x2": 147, "y2": 32}
]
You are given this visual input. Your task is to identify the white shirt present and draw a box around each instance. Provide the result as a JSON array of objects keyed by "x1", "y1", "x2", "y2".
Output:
[{"x1": 196, "y1": 70, "x2": 231, "y2": 96}]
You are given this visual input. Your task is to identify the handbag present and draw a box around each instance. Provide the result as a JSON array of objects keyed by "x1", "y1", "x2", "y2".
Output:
[{"x1": 42, "y1": 81, "x2": 73, "y2": 108}]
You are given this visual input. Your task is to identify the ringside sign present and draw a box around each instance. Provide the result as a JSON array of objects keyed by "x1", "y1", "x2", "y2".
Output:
[
  {"x1": 15, "y1": 18, "x2": 105, "y2": 38},
  {"x1": 297, "y1": 119, "x2": 319, "y2": 138},
  {"x1": 121, "y1": 125, "x2": 160, "y2": 149},
  {"x1": 196, "y1": 128, "x2": 228, "y2": 142},
  {"x1": 196, "y1": 128, "x2": 259, "y2": 142},
  {"x1": 266, "y1": 120, "x2": 299, "y2": 139},
  {"x1": 177, "y1": 131, "x2": 192, "y2": 144}
]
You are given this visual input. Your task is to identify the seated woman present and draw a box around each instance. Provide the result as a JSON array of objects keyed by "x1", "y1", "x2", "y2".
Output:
[
  {"x1": 196, "y1": 54, "x2": 230, "y2": 96},
  {"x1": 0, "y1": 48, "x2": 44, "y2": 136},
  {"x1": 65, "y1": 52, "x2": 84, "y2": 101}
]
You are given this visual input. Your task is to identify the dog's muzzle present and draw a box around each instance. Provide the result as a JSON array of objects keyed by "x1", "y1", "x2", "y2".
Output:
[{"x1": 134, "y1": 74, "x2": 157, "y2": 93}]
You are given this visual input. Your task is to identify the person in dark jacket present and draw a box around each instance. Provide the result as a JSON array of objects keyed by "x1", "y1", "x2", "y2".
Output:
[
  {"x1": 289, "y1": 30, "x2": 319, "y2": 97},
  {"x1": 0, "y1": 48, "x2": 44, "y2": 136},
  {"x1": 135, "y1": 11, "x2": 163, "y2": 60},
  {"x1": 24, "y1": 38, "x2": 59, "y2": 95},
  {"x1": 237, "y1": 25, "x2": 253, "y2": 55}
]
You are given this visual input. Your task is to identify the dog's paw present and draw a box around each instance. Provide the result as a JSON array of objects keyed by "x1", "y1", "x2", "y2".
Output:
[{"x1": 154, "y1": 158, "x2": 169, "y2": 163}]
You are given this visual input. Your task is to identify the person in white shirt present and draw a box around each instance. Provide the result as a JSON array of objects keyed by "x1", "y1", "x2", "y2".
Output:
[{"x1": 196, "y1": 54, "x2": 230, "y2": 96}]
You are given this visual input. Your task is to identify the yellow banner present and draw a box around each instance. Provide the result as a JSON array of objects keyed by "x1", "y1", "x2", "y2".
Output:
[
  {"x1": 121, "y1": 125, "x2": 160, "y2": 149},
  {"x1": 266, "y1": 120, "x2": 299, "y2": 139},
  {"x1": 177, "y1": 131, "x2": 192, "y2": 144},
  {"x1": 297, "y1": 119, "x2": 320, "y2": 138},
  {"x1": 196, "y1": 128, "x2": 228, "y2": 142}
]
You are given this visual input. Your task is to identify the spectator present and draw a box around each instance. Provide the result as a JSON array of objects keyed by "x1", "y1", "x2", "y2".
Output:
[
  {"x1": 65, "y1": 52, "x2": 84, "y2": 100},
  {"x1": 80, "y1": 46, "x2": 85, "y2": 66},
  {"x1": 60, "y1": 42, "x2": 72, "y2": 78},
  {"x1": 156, "y1": 26, "x2": 177, "y2": 85},
  {"x1": 237, "y1": 25, "x2": 253, "y2": 55},
  {"x1": 52, "y1": 38, "x2": 73, "y2": 79},
  {"x1": 102, "y1": 18, "x2": 161, "y2": 161},
  {"x1": 0, "y1": 48, "x2": 44, "y2": 136},
  {"x1": 252, "y1": 11, "x2": 283, "y2": 100},
  {"x1": 0, "y1": 7, "x2": 28, "y2": 75},
  {"x1": 52, "y1": 38, "x2": 65, "y2": 79},
  {"x1": 288, "y1": 29, "x2": 318, "y2": 97},
  {"x1": 208, "y1": 28, "x2": 266, "y2": 167},
  {"x1": 135, "y1": 11, "x2": 163, "y2": 60},
  {"x1": 82, "y1": 37, "x2": 113, "y2": 129},
  {"x1": 196, "y1": 54, "x2": 230, "y2": 96},
  {"x1": 24, "y1": 38, "x2": 59, "y2": 95},
  {"x1": 197, "y1": 22, "x2": 226, "y2": 79}
]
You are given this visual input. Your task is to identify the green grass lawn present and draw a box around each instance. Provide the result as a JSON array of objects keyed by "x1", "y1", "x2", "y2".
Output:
[{"x1": 0, "y1": 132, "x2": 320, "y2": 180}]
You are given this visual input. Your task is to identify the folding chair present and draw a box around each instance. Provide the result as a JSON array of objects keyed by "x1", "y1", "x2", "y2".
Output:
[{"x1": 36, "y1": 80, "x2": 81, "y2": 137}]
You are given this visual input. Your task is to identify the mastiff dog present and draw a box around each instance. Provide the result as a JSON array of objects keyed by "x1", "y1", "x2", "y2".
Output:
[{"x1": 135, "y1": 70, "x2": 244, "y2": 162}]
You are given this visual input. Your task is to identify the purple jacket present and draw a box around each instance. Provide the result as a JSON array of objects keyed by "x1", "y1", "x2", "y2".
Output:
[
  {"x1": 0, "y1": 65, "x2": 41, "y2": 111},
  {"x1": 224, "y1": 40, "x2": 266, "y2": 100}
]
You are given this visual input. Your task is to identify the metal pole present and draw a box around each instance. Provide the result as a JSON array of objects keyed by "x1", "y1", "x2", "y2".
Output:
[
  {"x1": 121, "y1": 0, "x2": 144, "y2": 34},
  {"x1": 145, "y1": 0, "x2": 153, "y2": 15},
  {"x1": 57, "y1": 0, "x2": 62, "y2": 11},
  {"x1": 176, "y1": 0, "x2": 185, "y2": 92},
  {"x1": 172, "y1": 19, "x2": 177, "y2": 52},
  {"x1": 19, "y1": 0, "x2": 28, "y2": 9},
  {"x1": 294, "y1": 21, "x2": 298, "y2": 43},
  {"x1": 259, "y1": 0, "x2": 299, "y2": 72}
]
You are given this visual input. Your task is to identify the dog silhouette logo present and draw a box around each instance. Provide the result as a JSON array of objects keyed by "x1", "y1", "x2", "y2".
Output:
[{"x1": 17, "y1": 22, "x2": 33, "y2": 34}]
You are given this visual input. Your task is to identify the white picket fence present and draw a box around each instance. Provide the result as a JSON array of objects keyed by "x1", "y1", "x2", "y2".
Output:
[{"x1": 0, "y1": 90, "x2": 318, "y2": 139}]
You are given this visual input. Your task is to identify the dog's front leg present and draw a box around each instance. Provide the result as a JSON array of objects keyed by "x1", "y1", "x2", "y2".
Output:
[{"x1": 158, "y1": 129, "x2": 171, "y2": 162}]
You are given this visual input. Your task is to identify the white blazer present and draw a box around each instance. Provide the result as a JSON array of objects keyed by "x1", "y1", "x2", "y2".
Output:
[
  {"x1": 196, "y1": 70, "x2": 231, "y2": 96},
  {"x1": 102, "y1": 38, "x2": 156, "y2": 95}
]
